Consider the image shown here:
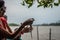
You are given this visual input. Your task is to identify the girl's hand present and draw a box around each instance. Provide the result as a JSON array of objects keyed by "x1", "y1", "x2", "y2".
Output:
[{"x1": 22, "y1": 26, "x2": 33, "y2": 33}]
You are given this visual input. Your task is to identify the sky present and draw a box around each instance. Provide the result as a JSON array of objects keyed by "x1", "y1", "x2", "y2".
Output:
[{"x1": 5, "y1": 0, "x2": 60, "y2": 25}]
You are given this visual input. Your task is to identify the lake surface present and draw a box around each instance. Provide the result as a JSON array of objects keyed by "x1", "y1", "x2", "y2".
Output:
[{"x1": 10, "y1": 26, "x2": 60, "y2": 40}]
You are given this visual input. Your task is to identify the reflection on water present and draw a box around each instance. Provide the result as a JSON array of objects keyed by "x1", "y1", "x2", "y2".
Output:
[{"x1": 10, "y1": 26, "x2": 60, "y2": 40}]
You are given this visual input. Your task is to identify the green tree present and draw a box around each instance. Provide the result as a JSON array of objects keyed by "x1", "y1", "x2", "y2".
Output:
[
  {"x1": 8, "y1": 23, "x2": 19, "y2": 26},
  {"x1": 21, "y1": 0, "x2": 60, "y2": 8}
]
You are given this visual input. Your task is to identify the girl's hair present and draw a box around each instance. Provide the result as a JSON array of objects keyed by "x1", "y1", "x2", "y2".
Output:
[{"x1": 0, "y1": 0, "x2": 5, "y2": 8}]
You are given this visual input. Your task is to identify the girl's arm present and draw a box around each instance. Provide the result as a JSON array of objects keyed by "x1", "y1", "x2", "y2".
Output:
[{"x1": 0, "y1": 18, "x2": 34, "y2": 39}]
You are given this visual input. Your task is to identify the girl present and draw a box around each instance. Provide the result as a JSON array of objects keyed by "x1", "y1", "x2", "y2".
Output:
[{"x1": 0, "y1": 0, "x2": 34, "y2": 40}]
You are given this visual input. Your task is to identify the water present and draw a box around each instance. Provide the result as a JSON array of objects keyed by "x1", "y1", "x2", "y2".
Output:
[{"x1": 9, "y1": 26, "x2": 60, "y2": 40}]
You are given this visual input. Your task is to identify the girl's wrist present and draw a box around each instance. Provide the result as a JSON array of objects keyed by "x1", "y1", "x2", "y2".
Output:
[{"x1": 21, "y1": 30, "x2": 24, "y2": 35}]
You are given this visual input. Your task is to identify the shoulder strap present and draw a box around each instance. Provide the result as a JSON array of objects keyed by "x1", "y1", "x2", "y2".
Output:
[{"x1": 0, "y1": 18, "x2": 4, "y2": 27}]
